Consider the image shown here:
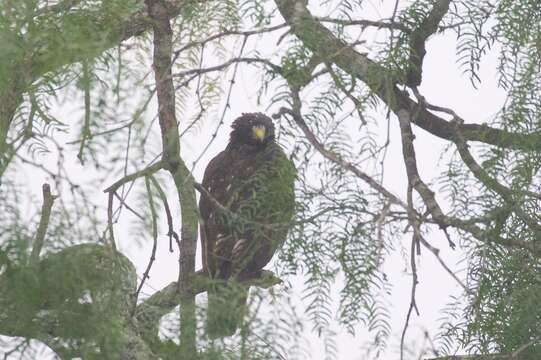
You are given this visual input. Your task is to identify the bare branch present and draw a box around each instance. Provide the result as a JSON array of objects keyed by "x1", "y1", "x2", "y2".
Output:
[
  {"x1": 133, "y1": 176, "x2": 160, "y2": 311},
  {"x1": 104, "y1": 161, "x2": 163, "y2": 193},
  {"x1": 29, "y1": 183, "x2": 57, "y2": 264},
  {"x1": 150, "y1": 176, "x2": 179, "y2": 253},
  {"x1": 173, "y1": 57, "x2": 282, "y2": 82},
  {"x1": 114, "y1": 192, "x2": 145, "y2": 221},
  {"x1": 418, "y1": 236, "x2": 471, "y2": 295},
  {"x1": 396, "y1": 109, "x2": 448, "y2": 233},
  {"x1": 174, "y1": 23, "x2": 289, "y2": 55},
  {"x1": 316, "y1": 16, "x2": 410, "y2": 33},
  {"x1": 401, "y1": 184, "x2": 421, "y2": 360}
]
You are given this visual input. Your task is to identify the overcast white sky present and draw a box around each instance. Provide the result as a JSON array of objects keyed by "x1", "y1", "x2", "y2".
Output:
[{"x1": 1, "y1": 1, "x2": 509, "y2": 359}]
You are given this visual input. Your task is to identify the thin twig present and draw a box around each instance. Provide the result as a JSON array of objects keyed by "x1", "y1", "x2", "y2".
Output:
[
  {"x1": 133, "y1": 176, "x2": 159, "y2": 313},
  {"x1": 401, "y1": 184, "x2": 420, "y2": 360},
  {"x1": 418, "y1": 235, "x2": 471, "y2": 294},
  {"x1": 103, "y1": 160, "x2": 163, "y2": 193},
  {"x1": 113, "y1": 192, "x2": 145, "y2": 221},
  {"x1": 190, "y1": 36, "x2": 249, "y2": 169},
  {"x1": 174, "y1": 23, "x2": 288, "y2": 56},
  {"x1": 316, "y1": 16, "x2": 410, "y2": 33},
  {"x1": 150, "y1": 175, "x2": 180, "y2": 252},
  {"x1": 173, "y1": 57, "x2": 281, "y2": 81},
  {"x1": 107, "y1": 191, "x2": 117, "y2": 250},
  {"x1": 274, "y1": 105, "x2": 408, "y2": 209}
]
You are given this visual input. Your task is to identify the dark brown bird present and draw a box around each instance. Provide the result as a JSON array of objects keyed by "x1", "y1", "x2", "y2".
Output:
[{"x1": 199, "y1": 113, "x2": 296, "y2": 338}]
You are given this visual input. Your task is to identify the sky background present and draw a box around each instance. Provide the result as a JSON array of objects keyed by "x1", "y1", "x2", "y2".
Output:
[{"x1": 1, "y1": 1, "x2": 509, "y2": 359}]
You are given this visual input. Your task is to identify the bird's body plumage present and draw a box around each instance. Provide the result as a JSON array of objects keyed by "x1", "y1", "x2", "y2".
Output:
[{"x1": 199, "y1": 113, "x2": 296, "y2": 337}]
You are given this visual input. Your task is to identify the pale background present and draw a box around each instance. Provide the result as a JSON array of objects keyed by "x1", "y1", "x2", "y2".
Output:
[{"x1": 1, "y1": 1, "x2": 506, "y2": 359}]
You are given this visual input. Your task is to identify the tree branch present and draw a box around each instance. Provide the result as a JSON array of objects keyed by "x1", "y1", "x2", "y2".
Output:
[
  {"x1": 315, "y1": 16, "x2": 410, "y2": 33},
  {"x1": 145, "y1": 0, "x2": 198, "y2": 354},
  {"x1": 273, "y1": 0, "x2": 541, "y2": 257},
  {"x1": 135, "y1": 270, "x2": 282, "y2": 334},
  {"x1": 452, "y1": 123, "x2": 541, "y2": 235},
  {"x1": 104, "y1": 161, "x2": 163, "y2": 193},
  {"x1": 29, "y1": 183, "x2": 57, "y2": 264},
  {"x1": 150, "y1": 175, "x2": 180, "y2": 253},
  {"x1": 273, "y1": 0, "x2": 541, "y2": 151},
  {"x1": 405, "y1": 0, "x2": 452, "y2": 86},
  {"x1": 133, "y1": 176, "x2": 160, "y2": 310},
  {"x1": 396, "y1": 109, "x2": 448, "y2": 232},
  {"x1": 273, "y1": 106, "x2": 407, "y2": 209}
]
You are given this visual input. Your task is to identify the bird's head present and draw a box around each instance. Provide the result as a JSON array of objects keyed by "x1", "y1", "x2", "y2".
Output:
[{"x1": 229, "y1": 113, "x2": 275, "y2": 147}]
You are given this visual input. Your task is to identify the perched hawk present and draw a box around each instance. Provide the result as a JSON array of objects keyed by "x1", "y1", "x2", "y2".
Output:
[{"x1": 199, "y1": 113, "x2": 296, "y2": 338}]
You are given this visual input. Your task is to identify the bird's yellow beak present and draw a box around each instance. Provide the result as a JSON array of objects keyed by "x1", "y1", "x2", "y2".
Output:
[{"x1": 252, "y1": 126, "x2": 266, "y2": 141}]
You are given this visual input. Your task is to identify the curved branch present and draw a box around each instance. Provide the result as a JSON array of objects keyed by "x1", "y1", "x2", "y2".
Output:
[
  {"x1": 405, "y1": 0, "x2": 452, "y2": 86},
  {"x1": 273, "y1": 0, "x2": 541, "y2": 151}
]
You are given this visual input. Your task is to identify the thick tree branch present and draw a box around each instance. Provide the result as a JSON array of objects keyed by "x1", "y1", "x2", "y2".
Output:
[
  {"x1": 453, "y1": 125, "x2": 541, "y2": 235},
  {"x1": 395, "y1": 108, "x2": 541, "y2": 254},
  {"x1": 405, "y1": 0, "x2": 452, "y2": 86},
  {"x1": 396, "y1": 109, "x2": 448, "y2": 231},
  {"x1": 145, "y1": 0, "x2": 198, "y2": 355},
  {"x1": 273, "y1": 0, "x2": 541, "y2": 151},
  {"x1": 135, "y1": 270, "x2": 282, "y2": 334}
]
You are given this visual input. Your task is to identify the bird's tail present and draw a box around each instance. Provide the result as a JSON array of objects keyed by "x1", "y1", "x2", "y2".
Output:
[{"x1": 207, "y1": 282, "x2": 248, "y2": 339}]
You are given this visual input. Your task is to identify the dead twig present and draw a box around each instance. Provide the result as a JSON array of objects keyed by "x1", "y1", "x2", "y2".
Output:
[
  {"x1": 107, "y1": 191, "x2": 117, "y2": 250},
  {"x1": 103, "y1": 161, "x2": 163, "y2": 193},
  {"x1": 149, "y1": 175, "x2": 180, "y2": 252},
  {"x1": 132, "y1": 176, "x2": 160, "y2": 313}
]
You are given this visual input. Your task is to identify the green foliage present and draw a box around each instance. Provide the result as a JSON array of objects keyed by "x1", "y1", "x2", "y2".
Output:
[
  {"x1": 1, "y1": 0, "x2": 541, "y2": 359},
  {"x1": 437, "y1": 244, "x2": 541, "y2": 359},
  {"x1": 0, "y1": 244, "x2": 136, "y2": 359}
]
